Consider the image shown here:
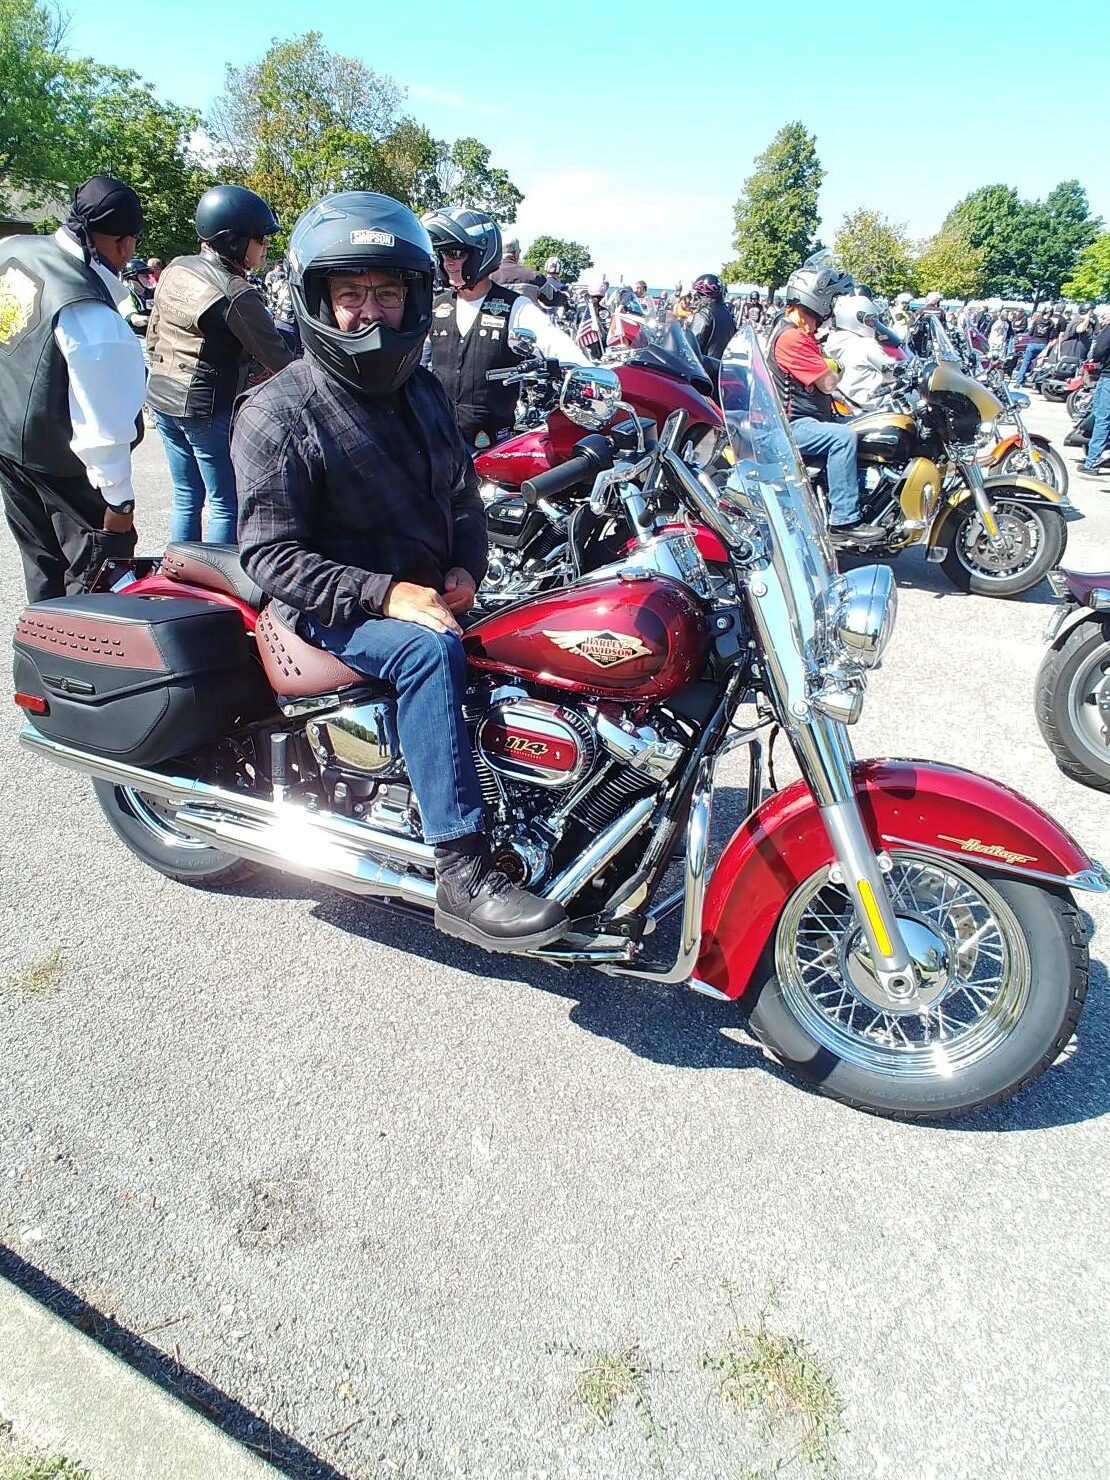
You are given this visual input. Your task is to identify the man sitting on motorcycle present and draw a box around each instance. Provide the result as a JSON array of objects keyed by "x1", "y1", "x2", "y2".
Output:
[
  {"x1": 233, "y1": 192, "x2": 569, "y2": 953},
  {"x1": 824, "y1": 293, "x2": 894, "y2": 409},
  {"x1": 768, "y1": 266, "x2": 884, "y2": 545}
]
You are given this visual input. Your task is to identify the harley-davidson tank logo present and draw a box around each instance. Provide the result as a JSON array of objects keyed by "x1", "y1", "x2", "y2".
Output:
[
  {"x1": 544, "y1": 629, "x2": 652, "y2": 668},
  {"x1": 0, "y1": 265, "x2": 40, "y2": 349},
  {"x1": 937, "y1": 833, "x2": 1039, "y2": 866}
]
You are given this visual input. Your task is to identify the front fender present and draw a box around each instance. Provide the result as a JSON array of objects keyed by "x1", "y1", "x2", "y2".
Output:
[
  {"x1": 695, "y1": 758, "x2": 1104, "y2": 1001},
  {"x1": 926, "y1": 474, "x2": 1067, "y2": 559}
]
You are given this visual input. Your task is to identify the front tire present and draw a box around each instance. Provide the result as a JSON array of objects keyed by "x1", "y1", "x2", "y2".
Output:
[
  {"x1": 1067, "y1": 388, "x2": 1093, "y2": 422},
  {"x1": 939, "y1": 497, "x2": 1066, "y2": 597},
  {"x1": 744, "y1": 851, "x2": 1088, "y2": 1120},
  {"x1": 93, "y1": 779, "x2": 258, "y2": 886},
  {"x1": 1034, "y1": 618, "x2": 1110, "y2": 792}
]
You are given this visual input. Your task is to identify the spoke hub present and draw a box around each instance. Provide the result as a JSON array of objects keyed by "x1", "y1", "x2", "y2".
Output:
[{"x1": 842, "y1": 915, "x2": 951, "y2": 1013}]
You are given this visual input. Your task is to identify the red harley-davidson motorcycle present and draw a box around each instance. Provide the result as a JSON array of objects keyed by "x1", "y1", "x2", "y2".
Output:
[
  {"x1": 473, "y1": 320, "x2": 725, "y2": 606},
  {"x1": 13, "y1": 329, "x2": 1105, "y2": 1119}
]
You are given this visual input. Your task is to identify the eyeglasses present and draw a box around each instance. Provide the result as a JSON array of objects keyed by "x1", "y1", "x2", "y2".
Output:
[
  {"x1": 439, "y1": 248, "x2": 468, "y2": 262},
  {"x1": 331, "y1": 280, "x2": 408, "y2": 310}
]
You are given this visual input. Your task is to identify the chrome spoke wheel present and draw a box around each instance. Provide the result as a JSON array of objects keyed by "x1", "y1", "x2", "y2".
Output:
[
  {"x1": 117, "y1": 787, "x2": 213, "y2": 851},
  {"x1": 775, "y1": 852, "x2": 1030, "y2": 1078}
]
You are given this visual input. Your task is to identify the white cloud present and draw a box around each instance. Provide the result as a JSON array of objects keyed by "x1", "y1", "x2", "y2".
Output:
[
  {"x1": 509, "y1": 166, "x2": 733, "y2": 288},
  {"x1": 406, "y1": 83, "x2": 505, "y2": 117}
]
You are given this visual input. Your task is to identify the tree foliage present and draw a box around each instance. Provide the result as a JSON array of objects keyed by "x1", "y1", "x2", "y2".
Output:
[
  {"x1": 729, "y1": 122, "x2": 824, "y2": 293},
  {"x1": 524, "y1": 235, "x2": 593, "y2": 282},
  {"x1": 1063, "y1": 232, "x2": 1110, "y2": 301},
  {"x1": 0, "y1": 0, "x2": 72, "y2": 210},
  {"x1": 944, "y1": 181, "x2": 1100, "y2": 300},
  {"x1": 833, "y1": 208, "x2": 916, "y2": 297},
  {"x1": 431, "y1": 137, "x2": 522, "y2": 223},
  {"x1": 914, "y1": 226, "x2": 986, "y2": 299}
]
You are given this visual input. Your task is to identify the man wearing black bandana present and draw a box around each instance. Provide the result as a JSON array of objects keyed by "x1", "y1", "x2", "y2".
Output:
[{"x1": 0, "y1": 174, "x2": 147, "y2": 601}]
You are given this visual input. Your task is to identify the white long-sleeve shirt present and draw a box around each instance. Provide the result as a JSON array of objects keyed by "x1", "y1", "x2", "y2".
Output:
[
  {"x1": 454, "y1": 290, "x2": 590, "y2": 365},
  {"x1": 825, "y1": 329, "x2": 893, "y2": 409},
  {"x1": 52, "y1": 229, "x2": 147, "y2": 508}
]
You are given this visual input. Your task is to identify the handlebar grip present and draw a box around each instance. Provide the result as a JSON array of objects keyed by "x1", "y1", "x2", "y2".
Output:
[{"x1": 520, "y1": 437, "x2": 612, "y2": 503}]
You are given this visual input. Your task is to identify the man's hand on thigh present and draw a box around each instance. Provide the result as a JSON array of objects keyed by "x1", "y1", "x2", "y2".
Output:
[{"x1": 383, "y1": 580, "x2": 463, "y2": 637}]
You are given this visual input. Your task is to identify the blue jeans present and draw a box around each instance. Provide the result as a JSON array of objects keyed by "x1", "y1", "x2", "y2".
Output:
[
  {"x1": 305, "y1": 615, "x2": 485, "y2": 844},
  {"x1": 155, "y1": 409, "x2": 238, "y2": 545},
  {"x1": 1013, "y1": 340, "x2": 1046, "y2": 387},
  {"x1": 1083, "y1": 375, "x2": 1110, "y2": 470},
  {"x1": 790, "y1": 417, "x2": 861, "y2": 525}
]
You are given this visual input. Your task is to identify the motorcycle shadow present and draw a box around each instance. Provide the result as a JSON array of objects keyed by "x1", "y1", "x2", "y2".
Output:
[{"x1": 839, "y1": 548, "x2": 1060, "y2": 608}]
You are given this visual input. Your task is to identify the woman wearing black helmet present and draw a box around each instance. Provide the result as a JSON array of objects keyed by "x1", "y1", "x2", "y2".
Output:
[
  {"x1": 233, "y1": 191, "x2": 569, "y2": 953},
  {"x1": 145, "y1": 184, "x2": 292, "y2": 544}
]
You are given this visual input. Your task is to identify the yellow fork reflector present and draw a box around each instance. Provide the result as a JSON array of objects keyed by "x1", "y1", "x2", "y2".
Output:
[
  {"x1": 982, "y1": 508, "x2": 999, "y2": 537},
  {"x1": 856, "y1": 879, "x2": 894, "y2": 958}
]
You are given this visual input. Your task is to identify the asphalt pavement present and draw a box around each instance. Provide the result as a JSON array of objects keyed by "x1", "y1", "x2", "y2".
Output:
[{"x1": 1, "y1": 392, "x2": 1108, "y2": 1480}]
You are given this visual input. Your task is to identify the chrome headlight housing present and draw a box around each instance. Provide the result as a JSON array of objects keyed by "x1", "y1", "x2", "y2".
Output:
[{"x1": 827, "y1": 565, "x2": 897, "y2": 669}]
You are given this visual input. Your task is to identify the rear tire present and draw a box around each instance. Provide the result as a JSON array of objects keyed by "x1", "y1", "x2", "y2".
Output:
[
  {"x1": 1067, "y1": 388, "x2": 1093, "y2": 422},
  {"x1": 939, "y1": 497, "x2": 1066, "y2": 597},
  {"x1": 1034, "y1": 618, "x2": 1110, "y2": 793},
  {"x1": 744, "y1": 852, "x2": 1088, "y2": 1120},
  {"x1": 93, "y1": 779, "x2": 258, "y2": 886}
]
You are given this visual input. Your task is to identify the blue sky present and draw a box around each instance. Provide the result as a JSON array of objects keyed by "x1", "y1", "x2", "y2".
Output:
[{"x1": 61, "y1": 0, "x2": 1110, "y2": 286}]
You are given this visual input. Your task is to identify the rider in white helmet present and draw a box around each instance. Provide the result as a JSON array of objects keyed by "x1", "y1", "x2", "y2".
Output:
[
  {"x1": 824, "y1": 294, "x2": 894, "y2": 408},
  {"x1": 890, "y1": 290, "x2": 914, "y2": 339}
]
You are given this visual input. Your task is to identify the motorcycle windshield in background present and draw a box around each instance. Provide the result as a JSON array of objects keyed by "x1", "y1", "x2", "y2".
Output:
[
  {"x1": 923, "y1": 314, "x2": 963, "y2": 364},
  {"x1": 627, "y1": 317, "x2": 710, "y2": 383},
  {"x1": 717, "y1": 325, "x2": 835, "y2": 677}
]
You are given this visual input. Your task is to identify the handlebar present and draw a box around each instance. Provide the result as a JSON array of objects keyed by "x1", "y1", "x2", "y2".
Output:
[{"x1": 520, "y1": 435, "x2": 613, "y2": 504}]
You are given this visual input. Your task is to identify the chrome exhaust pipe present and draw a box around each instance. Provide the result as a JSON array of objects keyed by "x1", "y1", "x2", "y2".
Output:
[
  {"x1": 173, "y1": 805, "x2": 436, "y2": 908},
  {"x1": 20, "y1": 726, "x2": 436, "y2": 891}
]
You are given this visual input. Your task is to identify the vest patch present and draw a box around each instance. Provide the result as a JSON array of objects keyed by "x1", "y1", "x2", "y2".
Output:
[
  {"x1": 0, "y1": 265, "x2": 41, "y2": 352},
  {"x1": 480, "y1": 313, "x2": 505, "y2": 330},
  {"x1": 481, "y1": 298, "x2": 510, "y2": 315},
  {"x1": 434, "y1": 303, "x2": 453, "y2": 318}
]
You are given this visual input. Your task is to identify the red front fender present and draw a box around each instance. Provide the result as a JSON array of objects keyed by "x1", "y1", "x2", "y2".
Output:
[{"x1": 696, "y1": 759, "x2": 1100, "y2": 1000}]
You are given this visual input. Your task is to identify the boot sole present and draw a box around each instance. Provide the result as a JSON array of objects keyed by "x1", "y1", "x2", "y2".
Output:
[{"x1": 434, "y1": 909, "x2": 568, "y2": 954}]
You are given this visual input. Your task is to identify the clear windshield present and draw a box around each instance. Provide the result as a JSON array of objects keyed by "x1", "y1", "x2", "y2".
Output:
[
  {"x1": 627, "y1": 317, "x2": 710, "y2": 380},
  {"x1": 717, "y1": 325, "x2": 836, "y2": 707},
  {"x1": 921, "y1": 314, "x2": 962, "y2": 364}
]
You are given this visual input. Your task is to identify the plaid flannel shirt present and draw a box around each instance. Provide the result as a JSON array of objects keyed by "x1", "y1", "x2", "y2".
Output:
[{"x1": 233, "y1": 357, "x2": 487, "y2": 632}]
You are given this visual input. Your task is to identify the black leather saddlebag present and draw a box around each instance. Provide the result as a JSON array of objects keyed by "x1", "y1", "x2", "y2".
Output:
[{"x1": 13, "y1": 594, "x2": 273, "y2": 765}]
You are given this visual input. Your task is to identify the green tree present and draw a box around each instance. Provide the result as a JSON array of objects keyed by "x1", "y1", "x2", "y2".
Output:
[
  {"x1": 431, "y1": 136, "x2": 523, "y2": 223},
  {"x1": 524, "y1": 235, "x2": 593, "y2": 282},
  {"x1": 913, "y1": 225, "x2": 986, "y2": 299},
  {"x1": 375, "y1": 118, "x2": 441, "y2": 213},
  {"x1": 1016, "y1": 181, "x2": 1100, "y2": 301},
  {"x1": 729, "y1": 122, "x2": 824, "y2": 292},
  {"x1": 833, "y1": 208, "x2": 916, "y2": 298},
  {"x1": 1063, "y1": 232, "x2": 1110, "y2": 300},
  {"x1": 944, "y1": 184, "x2": 1026, "y2": 296},
  {"x1": 0, "y1": 0, "x2": 80, "y2": 210}
]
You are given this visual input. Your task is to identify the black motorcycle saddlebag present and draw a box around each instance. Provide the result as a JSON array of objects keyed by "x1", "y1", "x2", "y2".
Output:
[{"x1": 13, "y1": 593, "x2": 274, "y2": 765}]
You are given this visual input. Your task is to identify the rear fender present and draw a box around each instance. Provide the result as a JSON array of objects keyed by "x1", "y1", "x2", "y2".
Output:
[
  {"x1": 127, "y1": 573, "x2": 258, "y2": 632},
  {"x1": 925, "y1": 474, "x2": 1066, "y2": 559},
  {"x1": 695, "y1": 758, "x2": 1105, "y2": 1001}
]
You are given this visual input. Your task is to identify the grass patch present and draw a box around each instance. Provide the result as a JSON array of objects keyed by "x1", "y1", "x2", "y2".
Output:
[
  {"x1": 0, "y1": 1453, "x2": 89, "y2": 1480},
  {"x1": 700, "y1": 1283, "x2": 844, "y2": 1477},
  {"x1": 549, "y1": 1340, "x2": 668, "y2": 1475},
  {"x1": 3, "y1": 948, "x2": 69, "y2": 1000}
]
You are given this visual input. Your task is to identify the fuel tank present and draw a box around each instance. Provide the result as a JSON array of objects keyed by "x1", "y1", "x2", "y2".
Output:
[
  {"x1": 853, "y1": 411, "x2": 918, "y2": 466},
  {"x1": 464, "y1": 574, "x2": 710, "y2": 701}
]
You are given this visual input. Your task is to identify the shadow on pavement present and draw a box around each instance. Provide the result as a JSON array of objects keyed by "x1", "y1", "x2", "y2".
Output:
[
  {"x1": 0, "y1": 1247, "x2": 350, "y2": 1480},
  {"x1": 840, "y1": 547, "x2": 1062, "y2": 607}
]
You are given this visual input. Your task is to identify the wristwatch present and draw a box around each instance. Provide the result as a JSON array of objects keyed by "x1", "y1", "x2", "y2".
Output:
[{"x1": 110, "y1": 500, "x2": 136, "y2": 515}]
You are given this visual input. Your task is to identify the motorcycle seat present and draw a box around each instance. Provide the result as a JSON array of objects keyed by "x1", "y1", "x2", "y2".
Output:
[
  {"x1": 160, "y1": 542, "x2": 266, "y2": 609},
  {"x1": 254, "y1": 604, "x2": 383, "y2": 701}
]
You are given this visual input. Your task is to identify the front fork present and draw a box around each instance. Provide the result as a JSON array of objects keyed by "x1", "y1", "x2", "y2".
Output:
[
  {"x1": 793, "y1": 716, "x2": 920, "y2": 1000},
  {"x1": 959, "y1": 457, "x2": 1005, "y2": 544}
]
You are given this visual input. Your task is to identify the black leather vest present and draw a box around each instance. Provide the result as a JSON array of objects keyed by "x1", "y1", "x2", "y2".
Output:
[
  {"x1": 0, "y1": 235, "x2": 118, "y2": 476},
  {"x1": 768, "y1": 316, "x2": 834, "y2": 422},
  {"x1": 427, "y1": 281, "x2": 520, "y2": 446}
]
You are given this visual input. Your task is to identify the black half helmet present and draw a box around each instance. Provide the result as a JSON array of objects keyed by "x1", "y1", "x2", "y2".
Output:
[
  {"x1": 421, "y1": 206, "x2": 502, "y2": 290},
  {"x1": 121, "y1": 257, "x2": 150, "y2": 280},
  {"x1": 195, "y1": 184, "x2": 280, "y2": 265},
  {"x1": 287, "y1": 192, "x2": 435, "y2": 397}
]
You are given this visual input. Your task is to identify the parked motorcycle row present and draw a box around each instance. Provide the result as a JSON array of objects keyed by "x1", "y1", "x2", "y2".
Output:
[{"x1": 12, "y1": 317, "x2": 1109, "y2": 1121}]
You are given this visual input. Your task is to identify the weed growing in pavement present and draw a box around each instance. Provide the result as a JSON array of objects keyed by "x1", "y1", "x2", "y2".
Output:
[
  {"x1": 700, "y1": 1282, "x2": 845, "y2": 1478},
  {"x1": 2, "y1": 948, "x2": 68, "y2": 1000},
  {"x1": 0, "y1": 1452, "x2": 89, "y2": 1480},
  {"x1": 547, "y1": 1340, "x2": 669, "y2": 1476}
]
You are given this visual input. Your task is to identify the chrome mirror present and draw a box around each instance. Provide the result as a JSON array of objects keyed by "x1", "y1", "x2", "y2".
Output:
[
  {"x1": 508, "y1": 326, "x2": 537, "y2": 358},
  {"x1": 560, "y1": 365, "x2": 622, "y2": 430}
]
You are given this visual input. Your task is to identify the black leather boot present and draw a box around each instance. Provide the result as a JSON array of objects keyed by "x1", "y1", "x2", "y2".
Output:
[{"x1": 434, "y1": 835, "x2": 568, "y2": 952}]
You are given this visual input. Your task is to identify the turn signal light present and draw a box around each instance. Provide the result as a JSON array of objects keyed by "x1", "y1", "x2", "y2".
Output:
[{"x1": 13, "y1": 692, "x2": 48, "y2": 715}]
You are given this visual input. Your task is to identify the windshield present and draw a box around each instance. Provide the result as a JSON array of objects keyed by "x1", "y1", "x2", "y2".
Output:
[
  {"x1": 921, "y1": 314, "x2": 963, "y2": 364},
  {"x1": 627, "y1": 317, "x2": 711, "y2": 382},
  {"x1": 717, "y1": 325, "x2": 835, "y2": 712}
]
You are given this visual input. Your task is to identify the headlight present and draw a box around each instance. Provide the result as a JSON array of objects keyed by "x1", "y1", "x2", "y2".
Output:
[
  {"x1": 829, "y1": 565, "x2": 897, "y2": 669},
  {"x1": 1009, "y1": 390, "x2": 1030, "y2": 408}
]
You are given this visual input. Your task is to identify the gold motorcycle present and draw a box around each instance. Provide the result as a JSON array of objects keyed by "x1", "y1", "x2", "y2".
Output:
[{"x1": 821, "y1": 320, "x2": 1069, "y2": 597}]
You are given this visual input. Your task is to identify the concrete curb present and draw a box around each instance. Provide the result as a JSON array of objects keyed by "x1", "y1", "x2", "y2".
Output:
[{"x1": 0, "y1": 1275, "x2": 282, "y2": 1479}]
